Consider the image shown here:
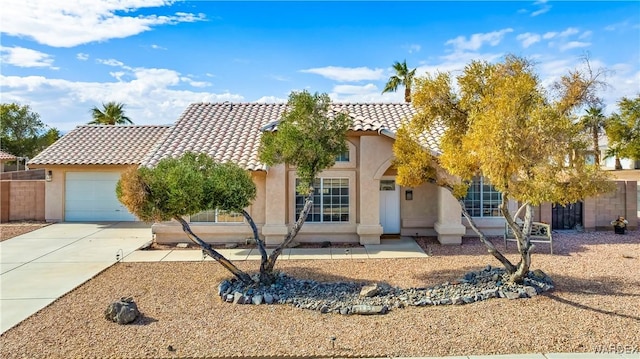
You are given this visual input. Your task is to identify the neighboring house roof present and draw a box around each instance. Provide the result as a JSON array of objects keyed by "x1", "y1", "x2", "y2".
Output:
[
  {"x1": 29, "y1": 125, "x2": 171, "y2": 165},
  {"x1": 0, "y1": 150, "x2": 17, "y2": 161},
  {"x1": 144, "y1": 102, "x2": 443, "y2": 170}
]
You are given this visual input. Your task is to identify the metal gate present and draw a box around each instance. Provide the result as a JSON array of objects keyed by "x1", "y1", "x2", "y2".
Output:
[{"x1": 552, "y1": 201, "x2": 583, "y2": 230}]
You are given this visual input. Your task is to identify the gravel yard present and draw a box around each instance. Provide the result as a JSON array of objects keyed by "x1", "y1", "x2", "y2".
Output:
[
  {"x1": 0, "y1": 222, "x2": 50, "y2": 242},
  {"x1": 1, "y1": 229, "x2": 639, "y2": 358}
]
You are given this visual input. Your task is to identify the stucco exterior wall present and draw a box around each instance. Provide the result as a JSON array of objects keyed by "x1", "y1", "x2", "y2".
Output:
[{"x1": 400, "y1": 182, "x2": 439, "y2": 237}]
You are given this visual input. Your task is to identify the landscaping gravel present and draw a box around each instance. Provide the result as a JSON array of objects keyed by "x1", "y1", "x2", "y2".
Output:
[{"x1": 1, "y1": 229, "x2": 638, "y2": 358}]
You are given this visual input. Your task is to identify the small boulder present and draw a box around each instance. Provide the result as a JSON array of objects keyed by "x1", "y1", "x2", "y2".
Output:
[
  {"x1": 232, "y1": 292, "x2": 243, "y2": 304},
  {"x1": 105, "y1": 297, "x2": 139, "y2": 325},
  {"x1": 359, "y1": 283, "x2": 379, "y2": 297},
  {"x1": 523, "y1": 286, "x2": 538, "y2": 298},
  {"x1": 351, "y1": 305, "x2": 388, "y2": 315},
  {"x1": 252, "y1": 295, "x2": 263, "y2": 305}
]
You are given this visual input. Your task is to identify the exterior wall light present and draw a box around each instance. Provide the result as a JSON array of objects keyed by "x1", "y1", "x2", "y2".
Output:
[
  {"x1": 405, "y1": 189, "x2": 413, "y2": 200},
  {"x1": 46, "y1": 170, "x2": 52, "y2": 182}
]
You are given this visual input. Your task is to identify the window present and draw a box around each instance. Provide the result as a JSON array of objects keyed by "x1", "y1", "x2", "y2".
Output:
[
  {"x1": 295, "y1": 178, "x2": 349, "y2": 222},
  {"x1": 335, "y1": 151, "x2": 349, "y2": 162},
  {"x1": 463, "y1": 177, "x2": 502, "y2": 217},
  {"x1": 190, "y1": 209, "x2": 243, "y2": 223}
]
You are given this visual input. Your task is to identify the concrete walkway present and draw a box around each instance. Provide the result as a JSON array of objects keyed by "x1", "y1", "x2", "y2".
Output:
[
  {"x1": 123, "y1": 235, "x2": 428, "y2": 262},
  {"x1": 0, "y1": 222, "x2": 152, "y2": 333}
]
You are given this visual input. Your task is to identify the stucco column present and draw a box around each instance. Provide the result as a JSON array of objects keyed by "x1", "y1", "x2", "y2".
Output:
[
  {"x1": 356, "y1": 136, "x2": 384, "y2": 244},
  {"x1": 44, "y1": 168, "x2": 64, "y2": 222},
  {"x1": 582, "y1": 198, "x2": 596, "y2": 231},
  {"x1": 434, "y1": 187, "x2": 465, "y2": 245},
  {"x1": 357, "y1": 175, "x2": 383, "y2": 244},
  {"x1": 261, "y1": 164, "x2": 289, "y2": 245},
  {"x1": 625, "y1": 181, "x2": 638, "y2": 229}
]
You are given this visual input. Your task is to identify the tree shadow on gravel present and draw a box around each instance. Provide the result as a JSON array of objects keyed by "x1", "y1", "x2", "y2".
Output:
[
  {"x1": 543, "y1": 273, "x2": 640, "y2": 321},
  {"x1": 542, "y1": 293, "x2": 640, "y2": 321},
  {"x1": 416, "y1": 229, "x2": 639, "y2": 257}
]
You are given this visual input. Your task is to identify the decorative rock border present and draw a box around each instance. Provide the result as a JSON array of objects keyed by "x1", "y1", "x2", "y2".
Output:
[{"x1": 218, "y1": 265, "x2": 554, "y2": 315}]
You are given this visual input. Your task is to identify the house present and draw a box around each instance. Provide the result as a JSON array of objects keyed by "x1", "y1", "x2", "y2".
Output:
[
  {"x1": 28, "y1": 103, "x2": 637, "y2": 245},
  {"x1": 0, "y1": 150, "x2": 17, "y2": 173}
]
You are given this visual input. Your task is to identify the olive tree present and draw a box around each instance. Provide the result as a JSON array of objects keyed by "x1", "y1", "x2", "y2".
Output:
[
  {"x1": 394, "y1": 55, "x2": 613, "y2": 283},
  {"x1": 116, "y1": 153, "x2": 257, "y2": 284},
  {"x1": 258, "y1": 90, "x2": 351, "y2": 275}
]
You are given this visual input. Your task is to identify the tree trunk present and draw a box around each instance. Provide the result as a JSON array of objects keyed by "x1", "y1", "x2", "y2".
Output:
[
  {"x1": 240, "y1": 210, "x2": 272, "y2": 283},
  {"x1": 592, "y1": 127, "x2": 600, "y2": 165},
  {"x1": 174, "y1": 216, "x2": 253, "y2": 284},
  {"x1": 262, "y1": 194, "x2": 314, "y2": 277},
  {"x1": 501, "y1": 202, "x2": 534, "y2": 284},
  {"x1": 459, "y1": 200, "x2": 517, "y2": 273},
  {"x1": 615, "y1": 157, "x2": 622, "y2": 170},
  {"x1": 404, "y1": 87, "x2": 411, "y2": 103}
]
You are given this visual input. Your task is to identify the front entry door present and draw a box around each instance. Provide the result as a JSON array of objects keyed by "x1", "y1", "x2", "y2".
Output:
[{"x1": 379, "y1": 179, "x2": 400, "y2": 234}]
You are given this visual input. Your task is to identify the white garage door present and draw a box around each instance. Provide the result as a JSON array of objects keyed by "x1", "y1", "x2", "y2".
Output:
[{"x1": 65, "y1": 172, "x2": 137, "y2": 221}]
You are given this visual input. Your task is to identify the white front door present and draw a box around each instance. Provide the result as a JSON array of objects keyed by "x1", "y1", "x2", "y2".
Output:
[
  {"x1": 379, "y1": 178, "x2": 400, "y2": 234},
  {"x1": 65, "y1": 172, "x2": 137, "y2": 221}
]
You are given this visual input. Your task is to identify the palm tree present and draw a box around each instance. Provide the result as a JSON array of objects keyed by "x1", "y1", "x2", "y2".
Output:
[
  {"x1": 579, "y1": 106, "x2": 606, "y2": 164},
  {"x1": 604, "y1": 143, "x2": 623, "y2": 170},
  {"x1": 89, "y1": 102, "x2": 132, "y2": 125},
  {"x1": 382, "y1": 60, "x2": 416, "y2": 103}
]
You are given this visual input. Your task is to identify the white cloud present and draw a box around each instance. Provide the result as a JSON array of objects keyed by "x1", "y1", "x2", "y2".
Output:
[
  {"x1": 407, "y1": 44, "x2": 421, "y2": 54},
  {"x1": 559, "y1": 27, "x2": 580, "y2": 37},
  {"x1": 180, "y1": 77, "x2": 211, "y2": 88},
  {"x1": 109, "y1": 71, "x2": 126, "y2": 81},
  {"x1": 151, "y1": 44, "x2": 167, "y2": 50},
  {"x1": 300, "y1": 66, "x2": 385, "y2": 82},
  {"x1": 445, "y1": 28, "x2": 513, "y2": 52},
  {"x1": 0, "y1": 0, "x2": 207, "y2": 48},
  {"x1": 0, "y1": 46, "x2": 57, "y2": 69},
  {"x1": 332, "y1": 83, "x2": 378, "y2": 95},
  {"x1": 0, "y1": 66, "x2": 243, "y2": 131},
  {"x1": 255, "y1": 96, "x2": 287, "y2": 103},
  {"x1": 579, "y1": 31, "x2": 593, "y2": 39},
  {"x1": 516, "y1": 33, "x2": 542, "y2": 48},
  {"x1": 97, "y1": 58, "x2": 127, "y2": 68},
  {"x1": 560, "y1": 41, "x2": 591, "y2": 51},
  {"x1": 76, "y1": 53, "x2": 89, "y2": 61}
]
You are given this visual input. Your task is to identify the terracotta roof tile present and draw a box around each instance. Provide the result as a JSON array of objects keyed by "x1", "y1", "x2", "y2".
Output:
[
  {"x1": 0, "y1": 150, "x2": 17, "y2": 161},
  {"x1": 144, "y1": 102, "x2": 443, "y2": 170},
  {"x1": 29, "y1": 125, "x2": 171, "y2": 165}
]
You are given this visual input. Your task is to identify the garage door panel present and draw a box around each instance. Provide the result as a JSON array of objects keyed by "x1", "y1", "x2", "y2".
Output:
[{"x1": 65, "y1": 172, "x2": 136, "y2": 222}]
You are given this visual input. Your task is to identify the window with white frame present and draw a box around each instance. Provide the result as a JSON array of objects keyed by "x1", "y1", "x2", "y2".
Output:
[
  {"x1": 335, "y1": 151, "x2": 349, "y2": 162},
  {"x1": 295, "y1": 178, "x2": 349, "y2": 222},
  {"x1": 463, "y1": 177, "x2": 502, "y2": 217},
  {"x1": 190, "y1": 209, "x2": 244, "y2": 223}
]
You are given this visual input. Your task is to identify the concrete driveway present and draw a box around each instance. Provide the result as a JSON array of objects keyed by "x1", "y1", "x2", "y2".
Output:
[{"x1": 0, "y1": 222, "x2": 152, "y2": 334}]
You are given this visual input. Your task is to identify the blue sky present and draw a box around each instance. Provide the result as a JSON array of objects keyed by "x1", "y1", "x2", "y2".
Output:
[{"x1": 1, "y1": 0, "x2": 639, "y2": 132}]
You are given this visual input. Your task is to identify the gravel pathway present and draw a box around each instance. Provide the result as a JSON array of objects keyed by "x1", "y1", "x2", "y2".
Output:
[{"x1": 1, "y1": 230, "x2": 638, "y2": 358}]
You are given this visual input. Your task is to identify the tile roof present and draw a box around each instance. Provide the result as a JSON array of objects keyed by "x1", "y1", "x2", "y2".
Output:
[
  {"x1": 0, "y1": 150, "x2": 17, "y2": 161},
  {"x1": 28, "y1": 125, "x2": 171, "y2": 165},
  {"x1": 144, "y1": 102, "x2": 443, "y2": 170}
]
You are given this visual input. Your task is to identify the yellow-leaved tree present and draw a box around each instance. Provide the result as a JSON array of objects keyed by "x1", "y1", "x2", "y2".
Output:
[{"x1": 394, "y1": 55, "x2": 613, "y2": 283}]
